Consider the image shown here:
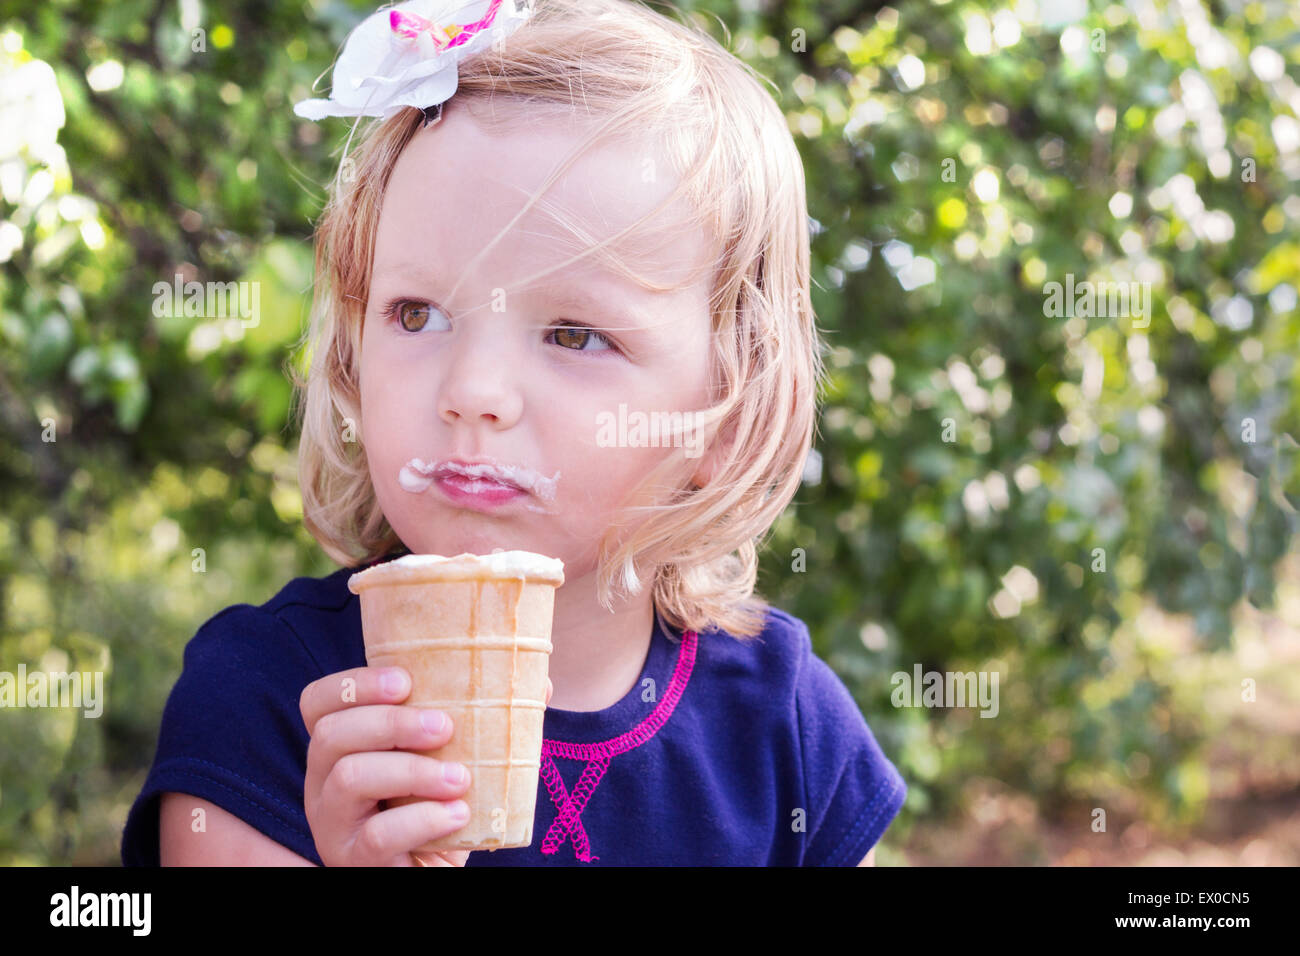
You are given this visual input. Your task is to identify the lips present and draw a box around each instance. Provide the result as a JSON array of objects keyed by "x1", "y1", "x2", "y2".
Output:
[
  {"x1": 434, "y1": 472, "x2": 528, "y2": 509},
  {"x1": 433, "y1": 461, "x2": 524, "y2": 490},
  {"x1": 396, "y1": 457, "x2": 562, "y2": 508},
  {"x1": 438, "y1": 473, "x2": 519, "y2": 492}
]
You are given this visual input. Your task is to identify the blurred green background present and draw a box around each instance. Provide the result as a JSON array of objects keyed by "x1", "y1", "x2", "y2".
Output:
[{"x1": 1, "y1": 0, "x2": 1297, "y2": 865}]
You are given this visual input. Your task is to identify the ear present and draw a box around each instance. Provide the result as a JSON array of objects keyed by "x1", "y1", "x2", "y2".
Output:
[{"x1": 689, "y1": 417, "x2": 737, "y2": 490}]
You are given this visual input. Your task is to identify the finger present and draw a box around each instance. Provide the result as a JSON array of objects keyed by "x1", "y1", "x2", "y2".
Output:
[
  {"x1": 306, "y1": 704, "x2": 455, "y2": 800},
  {"x1": 354, "y1": 798, "x2": 472, "y2": 866},
  {"x1": 300, "y1": 666, "x2": 411, "y2": 734},
  {"x1": 323, "y1": 750, "x2": 472, "y2": 821},
  {"x1": 545, "y1": 677, "x2": 553, "y2": 706}
]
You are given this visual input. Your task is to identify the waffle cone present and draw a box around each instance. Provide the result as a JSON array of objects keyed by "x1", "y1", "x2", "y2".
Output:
[{"x1": 348, "y1": 552, "x2": 564, "y2": 853}]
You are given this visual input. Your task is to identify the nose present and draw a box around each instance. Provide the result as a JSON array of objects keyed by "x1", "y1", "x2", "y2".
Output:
[{"x1": 436, "y1": 329, "x2": 524, "y2": 431}]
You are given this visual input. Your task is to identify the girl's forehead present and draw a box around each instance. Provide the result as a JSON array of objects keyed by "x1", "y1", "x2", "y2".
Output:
[
  {"x1": 374, "y1": 107, "x2": 714, "y2": 291},
  {"x1": 385, "y1": 105, "x2": 690, "y2": 229}
]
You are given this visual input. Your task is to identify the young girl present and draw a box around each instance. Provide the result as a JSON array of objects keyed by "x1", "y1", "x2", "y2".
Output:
[{"x1": 121, "y1": 0, "x2": 906, "y2": 866}]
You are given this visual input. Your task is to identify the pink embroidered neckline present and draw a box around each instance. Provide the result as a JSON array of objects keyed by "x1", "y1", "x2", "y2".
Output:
[{"x1": 537, "y1": 629, "x2": 698, "y2": 862}]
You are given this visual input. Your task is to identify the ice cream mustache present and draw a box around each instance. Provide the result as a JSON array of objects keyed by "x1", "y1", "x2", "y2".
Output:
[{"x1": 398, "y1": 457, "x2": 561, "y2": 514}]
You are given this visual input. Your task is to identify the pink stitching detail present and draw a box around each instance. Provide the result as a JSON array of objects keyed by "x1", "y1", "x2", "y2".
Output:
[
  {"x1": 538, "y1": 630, "x2": 698, "y2": 861},
  {"x1": 539, "y1": 753, "x2": 608, "y2": 860}
]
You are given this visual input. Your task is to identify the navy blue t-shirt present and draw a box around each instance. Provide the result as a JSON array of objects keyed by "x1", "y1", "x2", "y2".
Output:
[{"x1": 121, "y1": 557, "x2": 907, "y2": 866}]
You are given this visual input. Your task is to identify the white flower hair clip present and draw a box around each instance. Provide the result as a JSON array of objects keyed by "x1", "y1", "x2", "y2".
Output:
[{"x1": 294, "y1": 0, "x2": 533, "y2": 124}]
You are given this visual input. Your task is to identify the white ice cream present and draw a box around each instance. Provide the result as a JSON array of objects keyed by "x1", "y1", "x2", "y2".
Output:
[
  {"x1": 348, "y1": 550, "x2": 565, "y2": 593},
  {"x1": 396, "y1": 550, "x2": 563, "y2": 578}
]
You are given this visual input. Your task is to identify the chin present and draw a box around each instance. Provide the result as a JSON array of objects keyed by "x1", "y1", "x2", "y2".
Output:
[{"x1": 421, "y1": 530, "x2": 535, "y2": 557}]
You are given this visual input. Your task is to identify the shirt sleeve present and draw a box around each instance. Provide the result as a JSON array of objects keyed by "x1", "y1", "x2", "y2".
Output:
[
  {"x1": 795, "y1": 630, "x2": 907, "y2": 867},
  {"x1": 120, "y1": 604, "x2": 326, "y2": 866}
]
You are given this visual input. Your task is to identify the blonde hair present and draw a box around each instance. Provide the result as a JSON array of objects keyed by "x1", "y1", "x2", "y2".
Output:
[{"x1": 291, "y1": 0, "x2": 827, "y2": 639}]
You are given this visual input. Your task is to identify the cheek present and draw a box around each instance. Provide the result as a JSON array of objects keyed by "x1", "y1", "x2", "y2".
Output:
[
  {"x1": 359, "y1": 403, "x2": 411, "y2": 509},
  {"x1": 583, "y1": 427, "x2": 686, "y2": 509},
  {"x1": 359, "y1": 347, "x2": 419, "y2": 446}
]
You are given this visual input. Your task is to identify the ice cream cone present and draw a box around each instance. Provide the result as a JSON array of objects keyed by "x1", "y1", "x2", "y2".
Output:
[{"x1": 347, "y1": 551, "x2": 564, "y2": 853}]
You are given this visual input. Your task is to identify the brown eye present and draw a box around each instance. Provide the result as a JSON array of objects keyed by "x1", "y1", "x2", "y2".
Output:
[
  {"x1": 396, "y1": 301, "x2": 432, "y2": 332},
  {"x1": 549, "y1": 325, "x2": 616, "y2": 353},
  {"x1": 552, "y1": 327, "x2": 588, "y2": 349}
]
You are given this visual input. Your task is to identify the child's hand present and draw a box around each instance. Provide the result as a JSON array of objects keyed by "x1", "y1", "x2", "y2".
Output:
[{"x1": 299, "y1": 666, "x2": 552, "y2": 866}]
